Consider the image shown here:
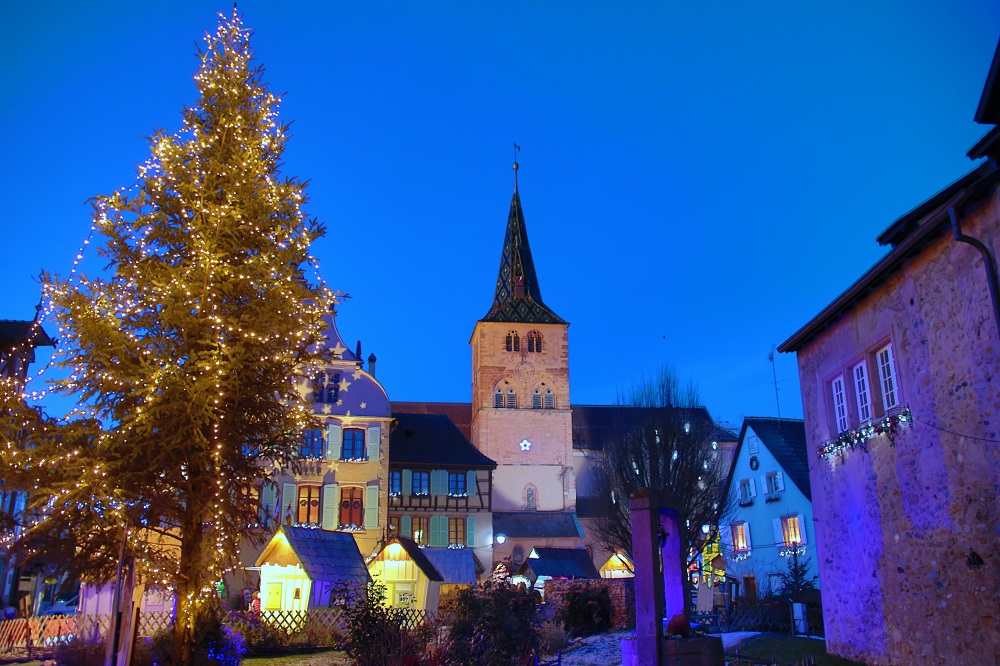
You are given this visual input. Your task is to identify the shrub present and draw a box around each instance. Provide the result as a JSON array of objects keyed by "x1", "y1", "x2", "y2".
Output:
[
  {"x1": 556, "y1": 586, "x2": 612, "y2": 637},
  {"x1": 446, "y1": 581, "x2": 539, "y2": 665},
  {"x1": 340, "y1": 581, "x2": 426, "y2": 666},
  {"x1": 224, "y1": 611, "x2": 291, "y2": 654},
  {"x1": 53, "y1": 635, "x2": 106, "y2": 666},
  {"x1": 538, "y1": 620, "x2": 568, "y2": 655}
]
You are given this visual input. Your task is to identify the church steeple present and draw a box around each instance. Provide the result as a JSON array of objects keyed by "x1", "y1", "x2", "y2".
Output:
[{"x1": 480, "y1": 163, "x2": 566, "y2": 324}]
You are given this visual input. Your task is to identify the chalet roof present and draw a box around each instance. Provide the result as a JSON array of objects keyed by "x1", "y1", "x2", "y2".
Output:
[
  {"x1": 0, "y1": 320, "x2": 54, "y2": 352},
  {"x1": 738, "y1": 418, "x2": 810, "y2": 501},
  {"x1": 380, "y1": 537, "x2": 444, "y2": 582},
  {"x1": 389, "y1": 412, "x2": 496, "y2": 468},
  {"x1": 516, "y1": 547, "x2": 600, "y2": 581},
  {"x1": 479, "y1": 181, "x2": 566, "y2": 325},
  {"x1": 255, "y1": 525, "x2": 370, "y2": 584},
  {"x1": 493, "y1": 512, "x2": 584, "y2": 539},
  {"x1": 422, "y1": 548, "x2": 482, "y2": 585}
]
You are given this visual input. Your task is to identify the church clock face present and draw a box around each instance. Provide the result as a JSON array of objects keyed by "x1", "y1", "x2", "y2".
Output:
[{"x1": 515, "y1": 361, "x2": 535, "y2": 380}]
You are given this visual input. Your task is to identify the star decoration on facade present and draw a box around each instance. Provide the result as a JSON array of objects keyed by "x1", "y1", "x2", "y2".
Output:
[
  {"x1": 336, "y1": 399, "x2": 343, "y2": 406},
  {"x1": 519, "y1": 439, "x2": 532, "y2": 452},
  {"x1": 352, "y1": 368, "x2": 364, "y2": 379},
  {"x1": 360, "y1": 402, "x2": 367, "y2": 409},
  {"x1": 339, "y1": 377, "x2": 351, "y2": 393},
  {"x1": 331, "y1": 341, "x2": 347, "y2": 358},
  {"x1": 322, "y1": 404, "x2": 332, "y2": 415}
]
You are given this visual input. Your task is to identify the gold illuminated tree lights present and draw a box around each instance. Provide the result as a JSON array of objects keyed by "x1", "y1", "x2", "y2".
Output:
[{"x1": 0, "y1": 10, "x2": 335, "y2": 663}]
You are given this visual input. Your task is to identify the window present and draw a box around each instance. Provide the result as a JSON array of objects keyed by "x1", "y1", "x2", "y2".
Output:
[
  {"x1": 544, "y1": 389, "x2": 554, "y2": 409},
  {"x1": 297, "y1": 485, "x2": 320, "y2": 525},
  {"x1": 341, "y1": 428, "x2": 365, "y2": 460},
  {"x1": 389, "y1": 471, "x2": 401, "y2": 496},
  {"x1": 831, "y1": 375, "x2": 848, "y2": 433},
  {"x1": 448, "y1": 472, "x2": 466, "y2": 496},
  {"x1": 780, "y1": 515, "x2": 802, "y2": 547},
  {"x1": 526, "y1": 331, "x2": 542, "y2": 353},
  {"x1": 313, "y1": 372, "x2": 341, "y2": 404},
  {"x1": 506, "y1": 387, "x2": 517, "y2": 409},
  {"x1": 731, "y1": 522, "x2": 750, "y2": 552},
  {"x1": 449, "y1": 518, "x2": 465, "y2": 546},
  {"x1": 494, "y1": 388, "x2": 504, "y2": 408},
  {"x1": 739, "y1": 479, "x2": 752, "y2": 503},
  {"x1": 877, "y1": 344, "x2": 898, "y2": 410},
  {"x1": 532, "y1": 388, "x2": 542, "y2": 409},
  {"x1": 766, "y1": 472, "x2": 782, "y2": 494},
  {"x1": 412, "y1": 471, "x2": 430, "y2": 496},
  {"x1": 525, "y1": 486, "x2": 536, "y2": 510},
  {"x1": 412, "y1": 516, "x2": 429, "y2": 546},
  {"x1": 339, "y1": 487, "x2": 364, "y2": 528},
  {"x1": 854, "y1": 361, "x2": 872, "y2": 422},
  {"x1": 300, "y1": 428, "x2": 324, "y2": 458},
  {"x1": 505, "y1": 331, "x2": 520, "y2": 352}
]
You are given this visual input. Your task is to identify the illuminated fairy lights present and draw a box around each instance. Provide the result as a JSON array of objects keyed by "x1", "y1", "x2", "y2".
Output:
[
  {"x1": 818, "y1": 408, "x2": 913, "y2": 459},
  {"x1": 1, "y1": 9, "x2": 339, "y2": 602}
]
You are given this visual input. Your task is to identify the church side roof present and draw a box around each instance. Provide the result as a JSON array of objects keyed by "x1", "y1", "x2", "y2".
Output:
[
  {"x1": 493, "y1": 512, "x2": 584, "y2": 539},
  {"x1": 480, "y1": 184, "x2": 566, "y2": 325}
]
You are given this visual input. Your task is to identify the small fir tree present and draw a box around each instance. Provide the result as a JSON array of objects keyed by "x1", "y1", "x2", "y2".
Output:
[
  {"x1": 0, "y1": 10, "x2": 335, "y2": 665},
  {"x1": 774, "y1": 550, "x2": 818, "y2": 600}
]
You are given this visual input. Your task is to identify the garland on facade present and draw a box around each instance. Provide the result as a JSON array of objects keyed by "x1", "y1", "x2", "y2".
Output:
[{"x1": 818, "y1": 408, "x2": 912, "y2": 459}]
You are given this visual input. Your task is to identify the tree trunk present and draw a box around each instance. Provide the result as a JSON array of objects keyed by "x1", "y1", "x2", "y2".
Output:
[{"x1": 173, "y1": 506, "x2": 203, "y2": 666}]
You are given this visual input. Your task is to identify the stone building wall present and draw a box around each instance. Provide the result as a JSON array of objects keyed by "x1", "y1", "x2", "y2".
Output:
[{"x1": 794, "y1": 188, "x2": 999, "y2": 665}]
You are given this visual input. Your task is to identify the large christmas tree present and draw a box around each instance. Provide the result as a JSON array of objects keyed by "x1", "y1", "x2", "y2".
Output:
[{"x1": 0, "y1": 10, "x2": 334, "y2": 662}]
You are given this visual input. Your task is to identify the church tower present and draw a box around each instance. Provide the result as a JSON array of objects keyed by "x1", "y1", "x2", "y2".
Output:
[{"x1": 470, "y1": 162, "x2": 576, "y2": 523}]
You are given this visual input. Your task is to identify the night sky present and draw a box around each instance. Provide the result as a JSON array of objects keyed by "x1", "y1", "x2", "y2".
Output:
[{"x1": 2, "y1": 2, "x2": 997, "y2": 430}]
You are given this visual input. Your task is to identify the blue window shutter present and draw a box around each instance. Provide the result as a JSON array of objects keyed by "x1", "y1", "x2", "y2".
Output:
[
  {"x1": 466, "y1": 516, "x2": 476, "y2": 547},
  {"x1": 798, "y1": 515, "x2": 808, "y2": 545},
  {"x1": 367, "y1": 426, "x2": 381, "y2": 461},
  {"x1": 259, "y1": 483, "x2": 275, "y2": 525},
  {"x1": 282, "y1": 483, "x2": 297, "y2": 524},
  {"x1": 431, "y1": 470, "x2": 447, "y2": 496},
  {"x1": 322, "y1": 484, "x2": 339, "y2": 530},
  {"x1": 365, "y1": 485, "x2": 379, "y2": 530},
  {"x1": 430, "y1": 516, "x2": 447, "y2": 547},
  {"x1": 776, "y1": 471, "x2": 785, "y2": 491},
  {"x1": 401, "y1": 515, "x2": 412, "y2": 538},
  {"x1": 467, "y1": 471, "x2": 477, "y2": 496},
  {"x1": 402, "y1": 469, "x2": 412, "y2": 495},
  {"x1": 326, "y1": 424, "x2": 342, "y2": 460}
]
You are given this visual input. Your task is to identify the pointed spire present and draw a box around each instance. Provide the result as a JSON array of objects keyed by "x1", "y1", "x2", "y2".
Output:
[{"x1": 480, "y1": 162, "x2": 566, "y2": 325}]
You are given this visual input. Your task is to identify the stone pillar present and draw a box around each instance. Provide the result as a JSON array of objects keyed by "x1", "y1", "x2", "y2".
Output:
[
  {"x1": 658, "y1": 507, "x2": 685, "y2": 621},
  {"x1": 629, "y1": 490, "x2": 664, "y2": 665}
]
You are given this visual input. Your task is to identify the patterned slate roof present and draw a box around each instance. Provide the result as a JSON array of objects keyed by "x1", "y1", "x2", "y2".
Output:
[
  {"x1": 516, "y1": 547, "x2": 600, "y2": 581},
  {"x1": 422, "y1": 548, "x2": 481, "y2": 585},
  {"x1": 256, "y1": 525, "x2": 370, "y2": 584},
  {"x1": 743, "y1": 417, "x2": 810, "y2": 501},
  {"x1": 493, "y1": 512, "x2": 584, "y2": 539},
  {"x1": 480, "y1": 189, "x2": 566, "y2": 325},
  {"x1": 390, "y1": 412, "x2": 496, "y2": 468}
]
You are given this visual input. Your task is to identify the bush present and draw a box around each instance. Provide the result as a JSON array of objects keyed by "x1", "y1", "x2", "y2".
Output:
[
  {"x1": 340, "y1": 581, "x2": 427, "y2": 666},
  {"x1": 446, "y1": 581, "x2": 539, "y2": 665},
  {"x1": 135, "y1": 599, "x2": 247, "y2": 666},
  {"x1": 224, "y1": 611, "x2": 292, "y2": 654},
  {"x1": 538, "y1": 620, "x2": 568, "y2": 655},
  {"x1": 556, "y1": 586, "x2": 612, "y2": 637},
  {"x1": 53, "y1": 635, "x2": 106, "y2": 666}
]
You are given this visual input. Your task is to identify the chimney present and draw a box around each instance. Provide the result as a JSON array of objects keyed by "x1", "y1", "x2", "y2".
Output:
[{"x1": 367, "y1": 353, "x2": 377, "y2": 377}]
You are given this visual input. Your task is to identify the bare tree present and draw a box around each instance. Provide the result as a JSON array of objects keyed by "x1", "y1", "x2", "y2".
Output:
[{"x1": 590, "y1": 368, "x2": 733, "y2": 574}]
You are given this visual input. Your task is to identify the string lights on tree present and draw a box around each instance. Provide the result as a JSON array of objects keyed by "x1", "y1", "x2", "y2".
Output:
[{"x1": 0, "y1": 10, "x2": 335, "y2": 664}]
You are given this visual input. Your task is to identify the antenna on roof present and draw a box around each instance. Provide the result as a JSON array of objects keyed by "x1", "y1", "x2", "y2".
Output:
[
  {"x1": 769, "y1": 346, "x2": 781, "y2": 420},
  {"x1": 513, "y1": 143, "x2": 520, "y2": 191}
]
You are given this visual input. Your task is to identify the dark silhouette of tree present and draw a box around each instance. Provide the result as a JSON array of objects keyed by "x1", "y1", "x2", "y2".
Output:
[
  {"x1": 590, "y1": 369, "x2": 733, "y2": 593},
  {"x1": 0, "y1": 10, "x2": 335, "y2": 664},
  {"x1": 774, "y1": 550, "x2": 818, "y2": 599}
]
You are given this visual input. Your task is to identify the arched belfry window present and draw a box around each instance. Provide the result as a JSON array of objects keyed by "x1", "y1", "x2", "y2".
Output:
[
  {"x1": 494, "y1": 388, "x2": 504, "y2": 408},
  {"x1": 505, "y1": 331, "x2": 520, "y2": 352},
  {"x1": 532, "y1": 388, "x2": 542, "y2": 409},
  {"x1": 506, "y1": 387, "x2": 517, "y2": 409},
  {"x1": 544, "y1": 389, "x2": 554, "y2": 410},
  {"x1": 527, "y1": 331, "x2": 542, "y2": 353}
]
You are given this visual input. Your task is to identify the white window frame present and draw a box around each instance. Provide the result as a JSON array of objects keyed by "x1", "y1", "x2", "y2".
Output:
[
  {"x1": 853, "y1": 361, "x2": 872, "y2": 423},
  {"x1": 877, "y1": 344, "x2": 898, "y2": 410},
  {"x1": 731, "y1": 522, "x2": 751, "y2": 552},
  {"x1": 831, "y1": 374, "x2": 848, "y2": 433}
]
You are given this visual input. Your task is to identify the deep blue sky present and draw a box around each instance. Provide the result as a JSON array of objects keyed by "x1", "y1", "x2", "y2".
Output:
[{"x1": 2, "y1": 2, "x2": 997, "y2": 430}]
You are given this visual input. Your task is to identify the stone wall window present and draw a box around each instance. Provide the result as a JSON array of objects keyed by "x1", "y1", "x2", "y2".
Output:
[
  {"x1": 877, "y1": 344, "x2": 898, "y2": 410},
  {"x1": 853, "y1": 361, "x2": 872, "y2": 422},
  {"x1": 505, "y1": 331, "x2": 520, "y2": 352},
  {"x1": 526, "y1": 331, "x2": 542, "y2": 353},
  {"x1": 831, "y1": 374, "x2": 849, "y2": 433}
]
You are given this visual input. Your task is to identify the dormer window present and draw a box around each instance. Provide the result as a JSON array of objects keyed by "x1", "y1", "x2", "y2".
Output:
[
  {"x1": 505, "y1": 331, "x2": 520, "y2": 352},
  {"x1": 313, "y1": 372, "x2": 341, "y2": 404}
]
